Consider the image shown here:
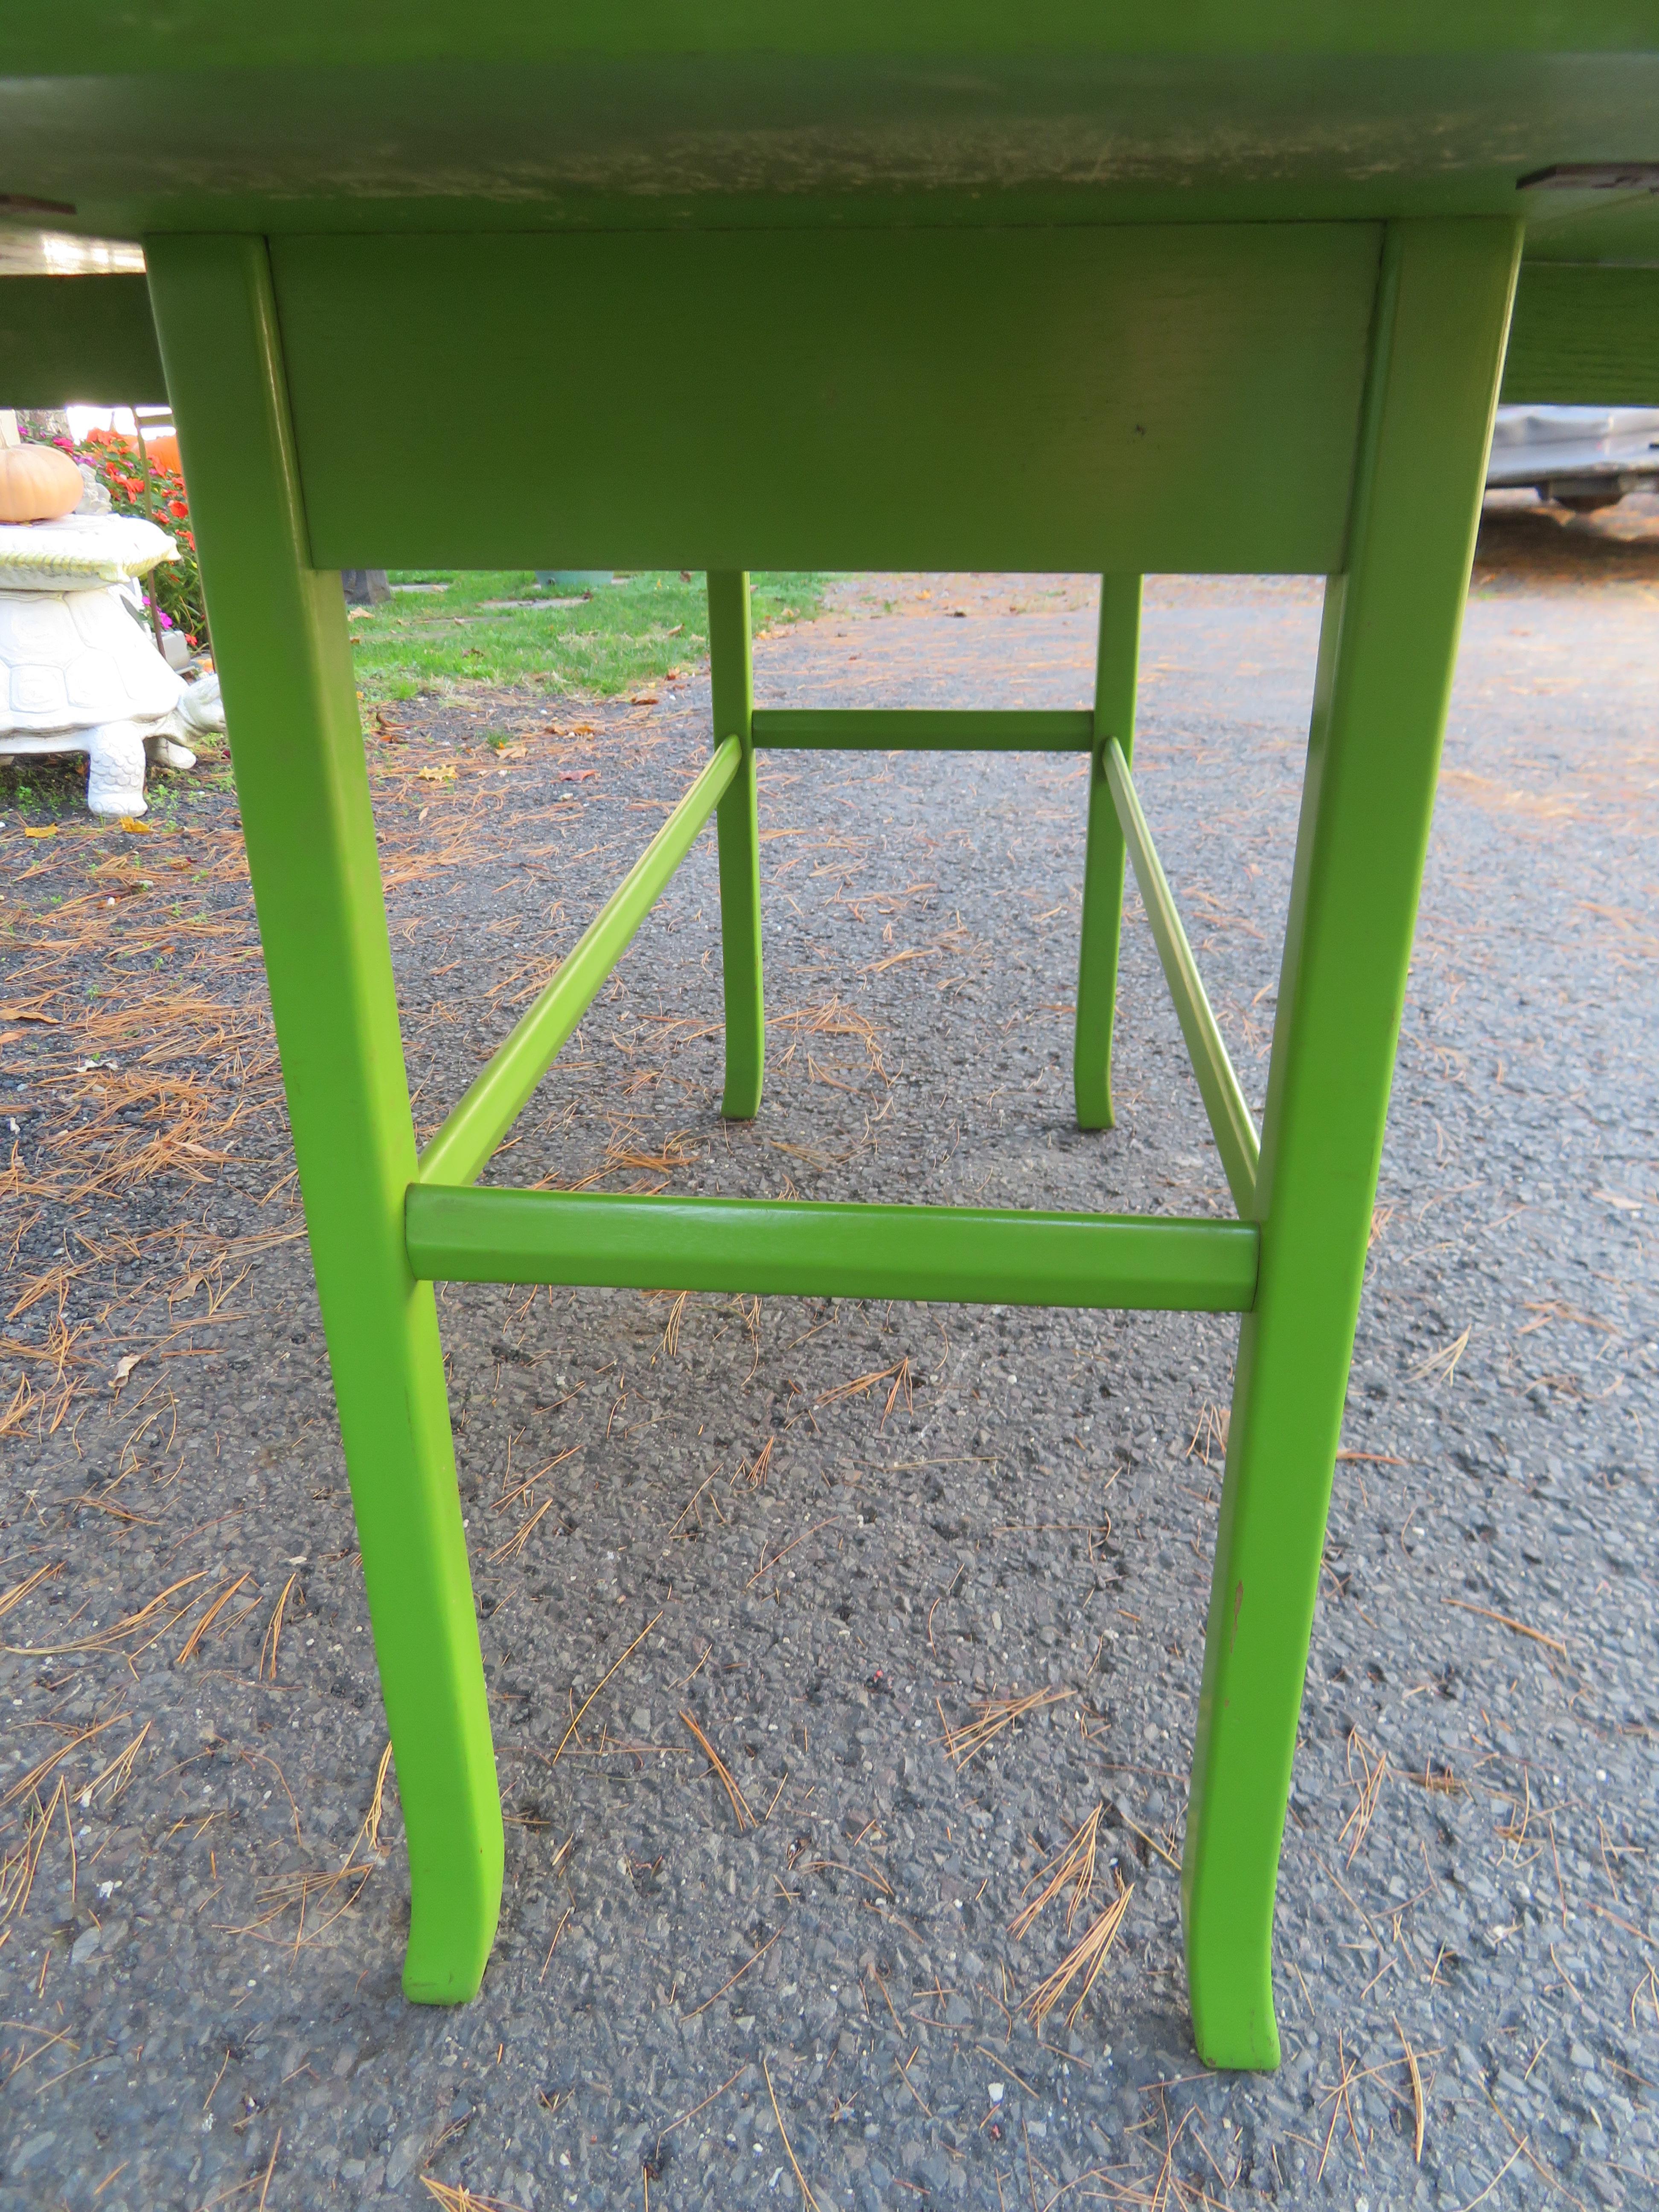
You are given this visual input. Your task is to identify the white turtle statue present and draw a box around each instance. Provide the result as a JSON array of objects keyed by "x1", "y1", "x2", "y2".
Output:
[{"x1": 0, "y1": 455, "x2": 225, "y2": 818}]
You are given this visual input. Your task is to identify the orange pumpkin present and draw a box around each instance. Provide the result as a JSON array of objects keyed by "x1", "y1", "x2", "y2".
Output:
[
  {"x1": 142, "y1": 431, "x2": 181, "y2": 477},
  {"x1": 0, "y1": 442, "x2": 85, "y2": 524}
]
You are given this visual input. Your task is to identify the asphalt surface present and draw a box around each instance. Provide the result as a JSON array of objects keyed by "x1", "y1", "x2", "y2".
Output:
[{"x1": 2, "y1": 501, "x2": 1656, "y2": 2210}]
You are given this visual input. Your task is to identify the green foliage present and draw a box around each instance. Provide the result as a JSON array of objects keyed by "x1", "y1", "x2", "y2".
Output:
[{"x1": 348, "y1": 570, "x2": 827, "y2": 701}]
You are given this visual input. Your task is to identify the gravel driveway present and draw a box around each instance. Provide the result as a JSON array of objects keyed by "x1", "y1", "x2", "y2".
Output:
[{"x1": 2, "y1": 502, "x2": 1656, "y2": 2211}]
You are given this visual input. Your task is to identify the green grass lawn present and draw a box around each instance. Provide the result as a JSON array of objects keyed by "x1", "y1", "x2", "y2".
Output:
[{"x1": 350, "y1": 570, "x2": 829, "y2": 702}]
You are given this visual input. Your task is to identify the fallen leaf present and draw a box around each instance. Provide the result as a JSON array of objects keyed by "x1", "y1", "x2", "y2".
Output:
[
  {"x1": 559, "y1": 768, "x2": 598, "y2": 783},
  {"x1": 629, "y1": 693, "x2": 660, "y2": 706},
  {"x1": 22, "y1": 825, "x2": 56, "y2": 840},
  {"x1": 111, "y1": 1354, "x2": 142, "y2": 1388},
  {"x1": 119, "y1": 817, "x2": 150, "y2": 834},
  {"x1": 416, "y1": 764, "x2": 457, "y2": 785},
  {"x1": 489, "y1": 742, "x2": 527, "y2": 761},
  {"x1": 0, "y1": 1005, "x2": 58, "y2": 1025}
]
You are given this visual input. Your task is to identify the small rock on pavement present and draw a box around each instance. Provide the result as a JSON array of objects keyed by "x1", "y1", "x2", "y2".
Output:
[{"x1": 385, "y1": 2133, "x2": 428, "y2": 2190}]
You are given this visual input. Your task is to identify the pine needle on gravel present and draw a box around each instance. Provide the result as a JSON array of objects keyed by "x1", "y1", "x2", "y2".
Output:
[
  {"x1": 1010, "y1": 1805, "x2": 1102, "y2": 1939},
  {"x1": 421, "y1": 2180, "x2": 527, "y2": 2212},
  {"x1": 680, "y1": 1708, "x2": 755, "y2": 1829},
  {"x1": 764, "y1": 2056, "x2": 824, "y2": 2212},
  {"x1": 1339, "y1": 1729, "x2": 1389, "y2": 1865},
  {"x1": 941, "y1": 1686, "x2": 1074, "y2": 1772},
  {"x1": 1019, "y1": 1877, "x2": 1135, "y2": 2032}
]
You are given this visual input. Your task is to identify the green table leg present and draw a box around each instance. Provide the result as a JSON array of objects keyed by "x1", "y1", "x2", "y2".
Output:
[
  {"x1": 708, "y1": 570, "x2": 764, "y2": 1118},
  {"x1": 1181, "y1": 218, "x2": 1521, "y2": 2068},
  {"x1": 1074, "y1": 575, "x2": 1143, "y2": 1129},
  {"x1": 145, "y1": 235, "x2": 503, "y2": 2004}
]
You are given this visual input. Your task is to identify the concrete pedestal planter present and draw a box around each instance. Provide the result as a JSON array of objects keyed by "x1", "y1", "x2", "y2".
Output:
[{"x1": 0, "y1": 513, "x2": 225, "y2": 815}]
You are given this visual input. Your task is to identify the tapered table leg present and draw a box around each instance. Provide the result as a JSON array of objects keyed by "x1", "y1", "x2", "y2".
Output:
[
  {"x1": 708, "y1": 570, "x2": 765, "y2": 1118},
  {"x1": 1074, "y1": 575, "x2": 1143, "y2": 1129},
  {"x1": 145, "y1": 234, "x2": 503, "y2": 2003},
  {"x1": 1182, "y1": 219, "x2": 1521, "y2": 2067}
]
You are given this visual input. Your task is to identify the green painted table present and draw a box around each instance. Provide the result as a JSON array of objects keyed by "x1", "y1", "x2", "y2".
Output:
[{"x1": 6, "y1": 11, "x2": 1657, "y2": 2069}]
